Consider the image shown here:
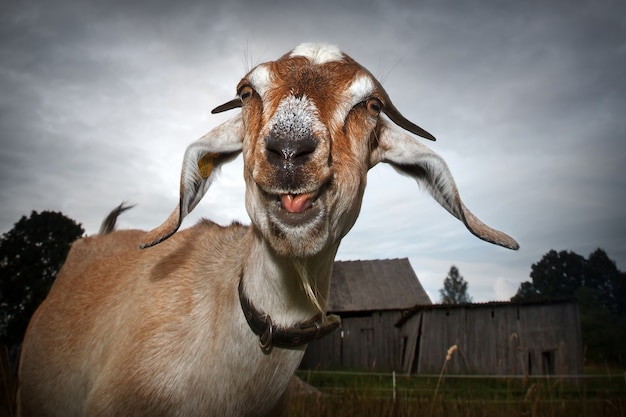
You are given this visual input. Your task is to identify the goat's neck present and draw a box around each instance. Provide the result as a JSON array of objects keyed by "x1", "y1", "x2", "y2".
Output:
[{"x1": 242, "y1": 228, "x2": 338, "y2": 327}]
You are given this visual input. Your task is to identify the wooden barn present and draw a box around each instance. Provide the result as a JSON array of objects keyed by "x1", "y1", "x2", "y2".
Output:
[
  {"x1": 300, "y1": 259, "x2": 584, "y2": 376},
  {"x1": 397, "y1": 298, "x2": 584, "y2": 375},
  {"x1": 300, "y1": 258, "x2": 432, "y2": 371}
]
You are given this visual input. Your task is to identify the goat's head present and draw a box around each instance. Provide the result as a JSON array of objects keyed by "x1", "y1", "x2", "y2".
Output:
[{"x1": 141, "y1": 43, "x2": 519, "y2": 255}]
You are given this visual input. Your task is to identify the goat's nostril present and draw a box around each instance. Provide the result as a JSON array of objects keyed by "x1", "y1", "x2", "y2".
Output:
[{"x1": 265, "y1": 134, "x2": 318, "y2": 167}]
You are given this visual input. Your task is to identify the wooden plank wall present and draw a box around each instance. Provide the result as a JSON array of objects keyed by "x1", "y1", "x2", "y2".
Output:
[
  {"x1": 414, "y1": 302, "x2": 583, "y2": 375},
  {"x1": 301, "y1": 301, "x2": 583, "y2": 375},
  {"x1": 301, "y1": 311, "x2": 406, "y2": 371}
]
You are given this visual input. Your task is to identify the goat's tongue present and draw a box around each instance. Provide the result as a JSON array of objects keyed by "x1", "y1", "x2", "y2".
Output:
[{"x1": 281, "y1": 193, "x2": 314, "y2": 213}]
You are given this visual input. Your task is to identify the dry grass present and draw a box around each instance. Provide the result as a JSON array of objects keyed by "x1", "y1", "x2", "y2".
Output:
[
  {"x1": 287, "y1": 373, "x2": 626, "y2": 417},
  {"x1": 288, "y1": 311, "x2": 626, "y2": 417},
  {"x1": 289, "y1": 346, "x2": 626, "y2": 417},
  {"x1": 287, "y1": 392, "x2": 626, "y2": 417}
]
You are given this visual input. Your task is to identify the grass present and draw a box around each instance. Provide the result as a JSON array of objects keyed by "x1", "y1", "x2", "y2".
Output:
[
  {"x1": 3, "y1": 370, "x2": 624, "y2": 417},
  {"x1": 288, "y1": 369, "x2": 626, "y2": 417}
]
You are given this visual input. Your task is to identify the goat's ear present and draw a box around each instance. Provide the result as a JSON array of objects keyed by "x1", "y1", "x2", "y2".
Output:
[
  {"x1": 370, "y1": 119, "x2": 519, "y2": 250},
  {"x1": 141, "y1": 115, "x2": 244, "y2": 248}
]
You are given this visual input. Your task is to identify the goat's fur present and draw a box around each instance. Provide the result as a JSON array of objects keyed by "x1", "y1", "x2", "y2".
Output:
[{"x1": 17, "y1": 43, "x2": 518, "y2": 417}]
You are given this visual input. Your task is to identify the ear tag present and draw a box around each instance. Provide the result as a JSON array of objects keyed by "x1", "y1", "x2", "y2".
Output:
[{"x1": 198, "y1": 153, "x2": 218, "y2": 179}]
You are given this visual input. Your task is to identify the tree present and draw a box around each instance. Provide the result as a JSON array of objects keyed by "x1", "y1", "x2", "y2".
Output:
[
  {"x1": 512, "y1": 248, "x2": 623, "y2": 314},
  {"x1": 614, "y1": 272, "x2": 626, "y2": 317},
  {"x1": 0, "y1": 210, "x2": 84, "y2": 346},
  {"x1": 586, "y1": 248, "x2": 623, "y2": 315},
  {"x1": 512, "y1": 250, "x2": 586, "y2": 302},
  {"x1": 439, "y1": 265, "x2": 473, "y2": 304}
]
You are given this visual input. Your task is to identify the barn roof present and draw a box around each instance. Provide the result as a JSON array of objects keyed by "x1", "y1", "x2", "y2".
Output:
[
  {"x1": 328, "y1": 258, "x2": 432, "y2": 312},
  {"x1": 395, "y1": 297, "x2": 579, "y2": 327}
]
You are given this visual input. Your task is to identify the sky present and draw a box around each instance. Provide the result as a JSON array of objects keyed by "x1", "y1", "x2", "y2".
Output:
[{"x1": 1, "y1": 0, "x2": 624, "y2": 303}]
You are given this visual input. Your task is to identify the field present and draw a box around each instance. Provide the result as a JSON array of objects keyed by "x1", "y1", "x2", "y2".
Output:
[
  {"x1": 3, "y1": 355, "x2": 624, "y2": 416},
  {"x1": 287, "y1": 369, "x2": 626, "y2": 417}
]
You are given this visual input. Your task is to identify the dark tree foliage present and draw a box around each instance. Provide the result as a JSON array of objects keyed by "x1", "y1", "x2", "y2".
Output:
[
  {"x1": 512, "y1": 248, "x2": 626, "y2": 365},
  {"x1": 574, "y1": 287, "x2": 625, "y2": 365},
  {"x1": 512, "y1": 248, "x2": 624, "y2": 315},
  {"x1": 439, "y1": 265, "x2": 473, "y2": 304},
  {"x1": 515, "y1": 250, "x2": 587, "y2": 300},
  {"x1": 614, "y1": 272, "x2": 626, "y2": 317},
  {"x1": 586, "y1": 249, "x2": 623, "y2": 315},
  {"x1": 0, "y1": 210, "x2": 84, "y2": 346}
]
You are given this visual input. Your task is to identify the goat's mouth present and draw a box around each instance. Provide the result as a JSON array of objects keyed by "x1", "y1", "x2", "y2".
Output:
[
  {"x1": 255, "y1": 180, "x2": 332, "y2": 256},
  {"x1": 264, "y1": 187, "x2": 326, "y2": 228},
  {"x1": 281, "y1": 192, "x2": 317, "y2": 214}
]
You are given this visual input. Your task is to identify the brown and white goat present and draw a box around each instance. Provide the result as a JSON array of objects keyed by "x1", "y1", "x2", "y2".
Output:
[{"x1": 17, "y1": 43, "x2": 519, "y2": 416}]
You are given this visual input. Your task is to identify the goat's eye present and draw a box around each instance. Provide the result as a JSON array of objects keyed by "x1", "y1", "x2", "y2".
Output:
[
  {"x1": 239, "y1": 86, "x2": 254, "y2": 102},
  {"x1": 366, "y1": 98, "x2": 382, "y2": 117}
]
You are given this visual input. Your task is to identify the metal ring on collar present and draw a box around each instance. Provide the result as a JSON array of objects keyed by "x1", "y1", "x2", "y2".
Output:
[{"x1": 259, "y1": 315, "x2": 274, "y2": 354}]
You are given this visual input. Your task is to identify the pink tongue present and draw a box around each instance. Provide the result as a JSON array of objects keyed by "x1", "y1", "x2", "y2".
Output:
[{"x1": 281, "y1": 193, "x2": 314, "y2": 213}]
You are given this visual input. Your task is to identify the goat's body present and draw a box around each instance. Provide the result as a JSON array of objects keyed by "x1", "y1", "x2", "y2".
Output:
[
  {"x1": 18, "y1": 221, "x2": 303, "y2": 416},
  {"x1": 18, "y1": 43, "x2": 518, "y2": 416}
]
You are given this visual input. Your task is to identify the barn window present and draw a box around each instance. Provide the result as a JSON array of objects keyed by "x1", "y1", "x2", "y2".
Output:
[
  {"x1": 491, "y1": 309, "x2": 495, "y2": 318},
  {"x1": 542, "y1": 351, "x2": 555, "y2": 375}
]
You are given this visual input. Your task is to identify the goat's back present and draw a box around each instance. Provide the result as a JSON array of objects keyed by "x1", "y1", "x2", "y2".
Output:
[{"x1": 17, "y1": 220, "x2": 293, "y2": 416}]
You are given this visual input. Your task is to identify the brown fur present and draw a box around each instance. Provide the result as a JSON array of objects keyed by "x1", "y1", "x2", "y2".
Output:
[{"x1": 19, "y1": 222, "x2": 298, "y2": 416}]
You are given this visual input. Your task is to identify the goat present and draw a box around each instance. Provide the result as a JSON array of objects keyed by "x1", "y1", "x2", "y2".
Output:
[{"x1": 17, "y1": 43, "x2": 519, "y2": 416}]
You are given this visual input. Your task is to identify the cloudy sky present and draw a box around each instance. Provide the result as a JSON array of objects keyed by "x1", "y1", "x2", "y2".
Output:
[{"x1": 1, "y1": 0, "x2": 624, "y2": 302}]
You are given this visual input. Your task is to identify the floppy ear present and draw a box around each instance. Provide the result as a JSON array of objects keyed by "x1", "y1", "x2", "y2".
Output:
[
  {"x1": 141, "y1": 114, "x2": 244, "y2": 248},
  {"x1": 370, "y1": 119, "x2": 519, "y2": 250}
]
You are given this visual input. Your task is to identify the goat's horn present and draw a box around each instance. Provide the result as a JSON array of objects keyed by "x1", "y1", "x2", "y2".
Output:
[
  {"x1": 383, "y1": 100, "x2": 436, "y2": 141},
  {"x1": 211, "y1": 98, "x2": 241, "y2": 114}
]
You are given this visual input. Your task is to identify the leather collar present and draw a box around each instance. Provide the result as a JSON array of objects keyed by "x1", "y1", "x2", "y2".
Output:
[{"x1": 238, "y1": 277, "x2": 341, "y2": 354}]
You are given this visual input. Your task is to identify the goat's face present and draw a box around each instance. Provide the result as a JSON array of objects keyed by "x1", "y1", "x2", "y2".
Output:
[
  {"x1": 141, "y1": 43, "x2": 519, "y2": 254},
  {"x1": 238, "y1": 48, "x2": 392, "y2": 256}
]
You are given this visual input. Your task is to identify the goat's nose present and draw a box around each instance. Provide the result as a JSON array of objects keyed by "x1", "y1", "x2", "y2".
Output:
[{"x1": 265, "y1": 134, "x2": 318, "y2": 168}]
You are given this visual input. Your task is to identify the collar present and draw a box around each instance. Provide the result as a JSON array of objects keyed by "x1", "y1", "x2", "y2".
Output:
[{"x1": 238, "y1": 276, "x2": 341, "y2": 354}]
